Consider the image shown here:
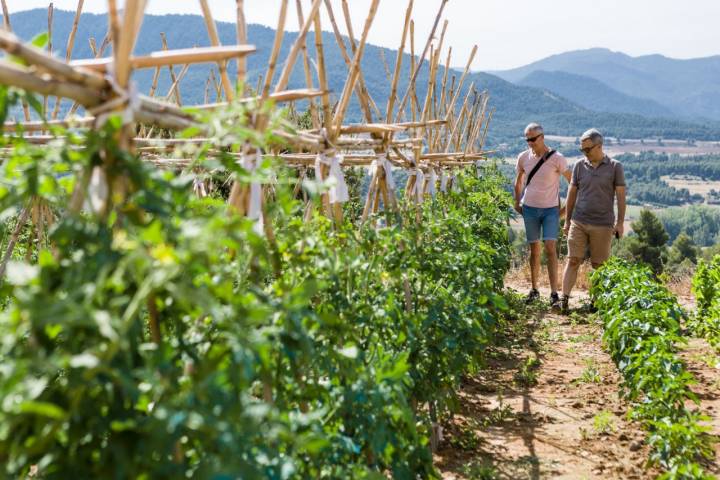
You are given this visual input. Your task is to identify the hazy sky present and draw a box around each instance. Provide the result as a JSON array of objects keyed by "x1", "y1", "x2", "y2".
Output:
[{"x1": 4, "y1": 0, "x2": 720, "y2": 70}]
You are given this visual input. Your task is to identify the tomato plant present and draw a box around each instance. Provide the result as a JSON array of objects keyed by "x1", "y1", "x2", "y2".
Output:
[
  {"x1": 591, "y1": 259, "x2": 716, "y2": 478},
  {"x1": 0, "y1": 87, "x2": 514, "y2": 477}
]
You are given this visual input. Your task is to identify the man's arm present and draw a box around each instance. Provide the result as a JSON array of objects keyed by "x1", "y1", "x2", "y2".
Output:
[
  {"x1": 513, "y1": 169, "x2": 524, "y2": 214},
  {"x1": 615, "y1": 186, "x2": 627, "y2": 238},
  {"x1": 562, "y1": 170, "x2": 572, "y2": 183},
  {"x1": 563, "y1": 184, "x2": 578, "y2": 234}
]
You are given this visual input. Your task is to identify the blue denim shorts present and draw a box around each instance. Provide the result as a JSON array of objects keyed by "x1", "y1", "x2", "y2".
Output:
[{"x1": 522, "y1": 205, "x2": 560, "y2": 243}]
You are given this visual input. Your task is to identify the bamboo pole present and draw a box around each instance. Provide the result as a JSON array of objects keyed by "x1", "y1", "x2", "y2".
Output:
[
  {"x1": 74, "y1": 45, "x2": 257, "y2": 73},
  {"x1": 113, "y1": 0, "x2": 144, "y2": 88},
  {"x1": 273, "y1": 0, "x2": 322, "y2": 94},
  {"x1": 479, "y1": 107, "x2": 494, "y2": 150},
  {"x1": 235, "y1": 0, "x2": 247, "y2": 88},
  {"x1": 0, "y1": 0, "x2": 10, "y2": 31},
  {"x1": 385, "y1": 0, "x2": 413, "y2": 124},
  {"x1": 395, "y1": 0, "x2": 448, "y2": 123},
  {"x1": 160, "y1": 33, "x2": 183, "y2": 105},
  {"x1": 312, "y1": 6, "x2": 332, "y2": 133},
  {"x1": 0, "y1": 30, "x2": 106, "y2": 90},
  {"x1": 164, "y1": 64, "x2": 190, "y2": 103},
  {"x1": 322, "y1": 0, "x2": 377, "y2": 125},
  {"x1": 446, "y1": 81, "x2": 474, "y2": 152},
  {"x1": 331, "y1": 0, "x2": 381, "y2": 135},
  {"x1": 51, "y1": 0, "x2": 84, "y2": 120},
  {"x1": 294, "y1": 0, "x2": 319, "y2": 129},
  {"x1": 261, "y1": 0, "x2": 288, "y2": 99},
  {"x1": 337, "y1": 0, "x2": 381, "y2": 123},
  {"x1": 0, "y1": 204, "x2": 31, "y2": 282},
  {"x1": 444, "y1": 45, "x2": 477, "y2": 122},
  {"x1": 0, "y1": 61, "x2": 99, "y2": 107},
  {"x1": 198, "y1": 0, "x2": 234, "y2": 101},
  {"x1": 44, "y1": 3, "x2": 54, "y2": 119},
  {"x1": 378, "y1": 48, "x2": 392, "y2": 82}
]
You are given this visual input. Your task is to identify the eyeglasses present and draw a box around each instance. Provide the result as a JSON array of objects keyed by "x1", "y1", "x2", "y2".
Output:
[
  {"x1": 525, "y1": 134, "x2": 543, "y2": 143},
  {"x1": 580, "y1": 144, "x2": 599, "y2": 155}
]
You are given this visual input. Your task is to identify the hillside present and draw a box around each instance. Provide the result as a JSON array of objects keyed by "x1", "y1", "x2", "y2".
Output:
[
  {"x1": 493, "y1": 48, "x2": 720, "y2": 121},
  {"x1": 6, "y1": 10, "x2": 720, "y2": 146},
  {"x1": 518, "y1": 70, "x2": 673, "y2": 118}
]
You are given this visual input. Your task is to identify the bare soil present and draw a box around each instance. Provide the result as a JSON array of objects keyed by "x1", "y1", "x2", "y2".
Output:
[{"x1": 434, "y1": 281, "x2": 720, "y2": 479}]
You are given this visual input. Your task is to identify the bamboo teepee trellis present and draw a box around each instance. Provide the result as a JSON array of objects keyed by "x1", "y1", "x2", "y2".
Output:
[{"x1": 0, "y1": 0, "x2": 495, "y2": 245}]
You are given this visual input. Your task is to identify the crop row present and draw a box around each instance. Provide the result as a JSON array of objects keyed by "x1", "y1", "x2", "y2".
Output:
[
  {"x1": 691, "y1": 257, "x2": 720, "y2": 351},
  {"x1": 0, "y1": 119, "x2": 513, "y2": 478},
  {"x1": 591, "y1": 259, "x2": 716, "y2": 479}
]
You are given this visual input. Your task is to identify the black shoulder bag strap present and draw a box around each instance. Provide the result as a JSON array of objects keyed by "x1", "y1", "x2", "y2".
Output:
[{"x1": 524, "y1": 149, "x2": 557, "y2": 189}]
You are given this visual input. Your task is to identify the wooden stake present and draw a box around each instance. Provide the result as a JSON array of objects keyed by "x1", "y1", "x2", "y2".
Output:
[
  {"x1": 51, "y1": 0, "x2": 84, "y2": 120},
  {"x1": 1, "y1": 0, "x2": 10, "y2": 31},
  {"x1": 294, "y1": 0, "x2": 319, "y2": 129},
  {"x1": 385, "y1": 0, "x2": 413, "y2": 124},
  {"x1": 274, "y1": 0, "x2": 323, "y2": 94},
  {"x1": 261, "y1": 0, "x2": 288, "y2": 98},
  {"x1": 395, "y1": 0, "x2": 448, "y2": 123},
  {"x1": 158, "y1": 33, "x2": 183, "y2": 105},
  {"x1": 199, "y1": 0, "x2": 234, "y2": 101},
  {"x1": 235, "y1": 0, "x2": 247, "y2": 88},
  {"x1": 44, "y1": 2, "x2": 54, "y2": 119},
  {"x1": 0, "y1": 205, "x2": 31, "y2": 282},
  {"x1": 332, "y1": 0, "x2": 381, "y2": 135}
]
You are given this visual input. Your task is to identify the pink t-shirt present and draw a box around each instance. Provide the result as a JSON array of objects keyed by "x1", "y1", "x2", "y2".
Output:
[{"x1": 516, "y1": 149, "x2": 569, "y2": 209}]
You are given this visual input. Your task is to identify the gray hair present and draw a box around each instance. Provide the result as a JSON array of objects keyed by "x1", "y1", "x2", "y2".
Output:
[
  {"x1": 580, "y1": 128, "x2": 604, "y2": 146},
  {"x1": 524, "y1": 123, "x2": 543, "y2": 136}
]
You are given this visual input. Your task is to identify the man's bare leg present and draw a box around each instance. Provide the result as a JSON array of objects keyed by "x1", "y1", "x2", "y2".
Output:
[
  {"x1": 562, "y1": 256, "x2": 583, "y2": 298},
  {"x1": 544, "y1": 240, "x2": 558, "y2": 293},
  {"x1": 529, "y1": 241, "x2": 542, "y2": 290}
]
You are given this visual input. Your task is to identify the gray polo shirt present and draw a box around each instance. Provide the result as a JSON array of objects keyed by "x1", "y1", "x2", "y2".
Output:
[{"x1": 571, "y1": 155, "x2": 625, "y2": 227}]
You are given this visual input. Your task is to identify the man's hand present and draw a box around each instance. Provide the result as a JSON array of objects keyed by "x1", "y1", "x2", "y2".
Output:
[
  {"x1": 514, "y1": 202, "x2": 523, "y2": 215},
  {"x1": 563, "y1": 221, "x2": 571, "y2": 236},
  {"x1": 614, "y1": 222, "x2": 625, "y2": 239}
]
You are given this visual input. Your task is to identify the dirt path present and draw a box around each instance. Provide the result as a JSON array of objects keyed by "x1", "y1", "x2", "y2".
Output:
[{"x1": 435, "y1": 284, "x2": 657, "y2": 479}]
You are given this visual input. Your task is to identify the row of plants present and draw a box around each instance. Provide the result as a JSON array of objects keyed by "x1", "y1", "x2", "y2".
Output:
[
  {"x1": 590, "y1": 259, "x2": 716, "y2": 479},
  {"x1": 0, "y1": 94, "x2": 513, "y2": 478},
  {"x1": 690, "y1": 256, "x2": 720, "y2": 351}
]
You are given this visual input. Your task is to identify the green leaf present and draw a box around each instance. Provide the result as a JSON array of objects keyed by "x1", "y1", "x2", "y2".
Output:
[
  {"x1": 17, "y1": 401, "x2": 66, "y2": 419},
  {"x1": 31, "y1": 32, "x2": 49, "y2": 49}
]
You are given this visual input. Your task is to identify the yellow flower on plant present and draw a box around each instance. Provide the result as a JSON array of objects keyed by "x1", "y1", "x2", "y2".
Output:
[{"x1": 151, "y1": 244, "x2": 178, "y2": 265}]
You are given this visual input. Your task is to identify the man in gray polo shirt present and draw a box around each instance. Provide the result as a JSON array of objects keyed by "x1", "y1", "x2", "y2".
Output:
[{"x1": 560, "y1": 129, "x2": 626, "y2": 313}]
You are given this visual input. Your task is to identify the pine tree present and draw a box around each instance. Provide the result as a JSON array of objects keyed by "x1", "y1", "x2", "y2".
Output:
[{"x1": 629, "y1": 209, "x2": 669, "y2": 274}]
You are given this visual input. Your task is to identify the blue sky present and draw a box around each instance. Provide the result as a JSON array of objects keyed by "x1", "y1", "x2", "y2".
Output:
[{"x1": 4, "y1": 0, "x2": 720, "y2": 70}]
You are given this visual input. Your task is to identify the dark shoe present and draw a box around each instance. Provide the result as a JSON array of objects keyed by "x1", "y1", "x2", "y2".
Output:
[
  {"x1": 560, "y1": 295, "x2": 570, "y2": 315},
  {"x1": 550, "y1": 292, "x2": 560, "y2": 309},
  {"x1": 525, "y1": 289, "x2": 540, "y2": 304}
]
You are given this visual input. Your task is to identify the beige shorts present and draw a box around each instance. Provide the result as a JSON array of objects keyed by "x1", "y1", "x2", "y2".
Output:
[{"x1": 567, "y1": 221, "x2": 614, "y2": 265}]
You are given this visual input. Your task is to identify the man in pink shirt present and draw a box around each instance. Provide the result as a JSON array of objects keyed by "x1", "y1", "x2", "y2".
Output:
[{"x1": 513, "y1": 123, "x2": 572, "y2": 307}]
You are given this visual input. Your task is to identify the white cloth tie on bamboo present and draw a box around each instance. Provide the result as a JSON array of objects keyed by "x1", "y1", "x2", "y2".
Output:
[
  {"x1": 192, "y1": 177, "x2": 207, "y2": 198},
  {"x1": 370, "y1": 154, "x2": 396, "y2": 192},
  {"x1": 242, "y1": 153, "x2": 265, "y2": 235},
  {"x1": 410, "y1": 167, "x2": 425, "y2": 204},
  {"x1": 427, "y1": 168, "x2": 438, "y2": 198},
  {"x1": 315, "y1": 153, "x2": 349, "y2": 204},
  {"x1": 450, "y1": 170, "x2": 459, "y2": 193},
  {"x1": 440, "y1": 170, "x2": 449, "y2": 193},
  {"x1": 475, "y1": 159, "x2": 484, "y2": 178}
]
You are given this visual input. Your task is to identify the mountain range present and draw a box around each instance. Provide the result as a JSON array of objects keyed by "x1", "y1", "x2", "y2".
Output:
[
  {"x1": 4, "y1": 10, "x2": 720, "y2": 147},
  {"x1": 493, "y1": 48, "x2": 720, "y2": 121}
]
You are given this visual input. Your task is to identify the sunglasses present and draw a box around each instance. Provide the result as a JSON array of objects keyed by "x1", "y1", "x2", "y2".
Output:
[
  {"x1": 580, "y1": 144, "x2": 599, "y2": 155},
  {"x1": 525, "y1": 134, "x2": 543, "y2": 143}
]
